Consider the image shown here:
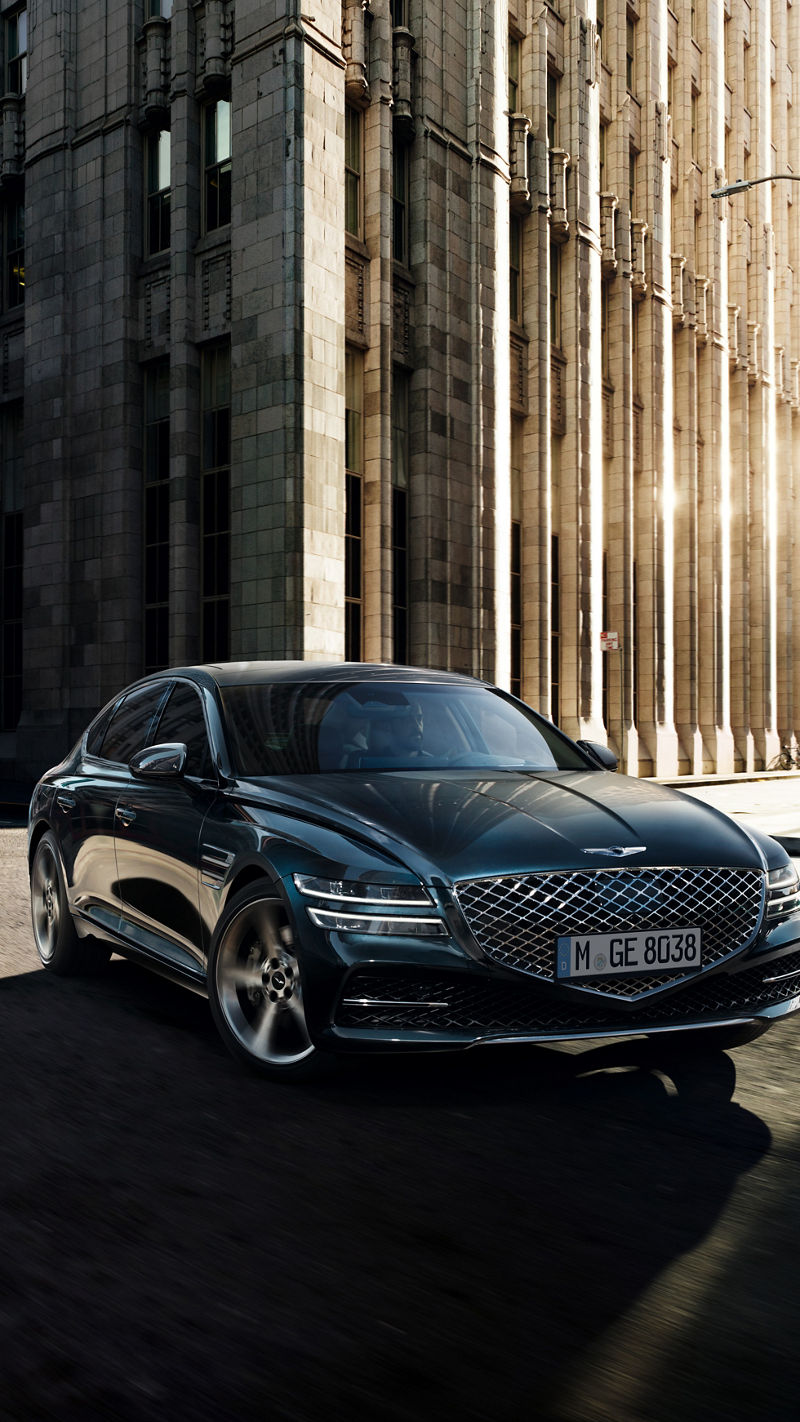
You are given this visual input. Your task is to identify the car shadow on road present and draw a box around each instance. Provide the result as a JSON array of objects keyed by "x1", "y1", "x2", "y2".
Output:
[{"x1": 0, "y1": 959, "x2": 776, "y2": 1422}]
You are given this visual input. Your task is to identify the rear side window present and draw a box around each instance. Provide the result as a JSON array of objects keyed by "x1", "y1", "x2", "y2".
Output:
[
  {"x1": 153, "y1": 682, "x2": 214, "y2": 779},
  {"x1": 85, "y1": 703, "x2": 116, "y2": 757},
  {"x1": 99, "y1": 683, "x2": 170, "y2": 765}
]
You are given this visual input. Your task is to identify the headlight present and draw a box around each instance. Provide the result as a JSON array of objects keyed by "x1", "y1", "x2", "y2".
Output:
[
  {"x1": 306, "y1": 907, "x2": 447, "y2": 937},
  {"x1": 293, "y1": 874, "x2": 446, "y2": 937},
  {"x1": 767, "y1": 862, "x2": 800, "y2": 919},
  {"x1": 293, "y1": 874, "x2": 431, "y2": 906}
]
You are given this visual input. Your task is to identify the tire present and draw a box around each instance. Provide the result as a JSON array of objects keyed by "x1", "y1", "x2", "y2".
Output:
[
  {"x1": 30, "y1": 831, "x2": 109, "y2": 975},
  {"x1": 657, "y1": 1020, "x2": 771, "y2": 1053},
  {"x1": 208, "y1": 883, "x2": 333, "y2": 1082}
]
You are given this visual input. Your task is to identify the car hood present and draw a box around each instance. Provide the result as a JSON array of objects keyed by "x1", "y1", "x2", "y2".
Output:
[{"x1": 239, "y1": 769, "x2": 768, "y2": 883}]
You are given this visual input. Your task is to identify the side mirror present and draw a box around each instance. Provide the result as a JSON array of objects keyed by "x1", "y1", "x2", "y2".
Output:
[
  {"x1": 129, "y1": 743, "x2": 187, "y2": 779},
  {"x1": 577, "y1": 740, "x2": 618, "y2": 772}
]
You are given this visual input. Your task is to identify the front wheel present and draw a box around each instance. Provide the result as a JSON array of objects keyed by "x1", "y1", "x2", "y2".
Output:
[
  {"x1": 30, "y1": 831, "x2": 109, "y2": 974},
  {"x1": 208, "y1": 884, "x2": 333, "y2": 1081}
]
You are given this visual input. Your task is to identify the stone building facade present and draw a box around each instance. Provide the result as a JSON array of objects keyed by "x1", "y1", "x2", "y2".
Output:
[{"x1": 0, "y1": 0, "x2": 799, "y2": 781}]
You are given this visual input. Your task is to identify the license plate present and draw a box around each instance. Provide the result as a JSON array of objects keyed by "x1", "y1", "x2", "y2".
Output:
[{"x1": 556, "y1": 928, "x2": 702, "y2": 980}]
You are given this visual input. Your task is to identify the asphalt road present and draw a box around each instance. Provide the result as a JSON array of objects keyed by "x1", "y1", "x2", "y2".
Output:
[{"x1": 1, "y1": 825, "x2": 800, "y2": 1421}]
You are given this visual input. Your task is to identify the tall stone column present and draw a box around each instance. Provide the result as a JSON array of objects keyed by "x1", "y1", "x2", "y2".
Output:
[
  {"x1": 229, "y1": 1, "x2": 346, "y2": 660},
  {"x1": 632, "y1": 3, "x2": 678, "y2": 775},
  {"x1": 361, "y1": 3, "x2": 394, "y2": 664},
  {"x1": 746, "y1": 0, "x2": 780, "y2": 767},
  {"x1": 522, "y1": 2, "x2": 556, "y2": 715},
  {"x1": 557, "y1": 7, "x2": 605, "y2": 743},
  {"x1": 410, "y1": 0, "x2": 504, "y2": 679},
  {"x1": 167, "y1": 4, "x2": 202, "y2": 666},
  {"x1": 19, "y1": 0, "x2": 143, "y2": 776},
  {"x1": 696, "y1": 0, "x2": 734, "y2": 774}
]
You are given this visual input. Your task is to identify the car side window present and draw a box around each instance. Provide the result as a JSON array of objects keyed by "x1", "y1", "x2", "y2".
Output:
[
  {"x1": 99, "y1": 683, "x2": 170, "y2": 765},
  {"x1": 85, "y1": 702, "x2": 117, "y2": 757},
  {"x1": 153, "y1": 682, "x2": 214, "y2": 780}
]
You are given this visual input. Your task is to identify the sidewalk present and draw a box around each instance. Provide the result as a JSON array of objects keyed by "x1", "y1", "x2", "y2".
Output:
[{"x1": 657, "y1": 771, "x2": 800, "y2": 855}]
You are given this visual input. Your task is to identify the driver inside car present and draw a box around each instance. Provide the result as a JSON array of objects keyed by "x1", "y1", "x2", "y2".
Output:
[{"x1": 365, "y1": 700, "x2": 426, "y2": 762}]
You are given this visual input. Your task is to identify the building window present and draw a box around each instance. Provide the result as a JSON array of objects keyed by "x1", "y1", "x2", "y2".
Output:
[
  {"x1": 626, "y1": 16, "x2": 637, "y2": 95},
  {"x1": 147, "y1": 0, "x2": 173, "y2": 16},
  {"x1": 0, "y1": 404, "x2": 23, "y2": 731},
  {"x1": 204, "y1": 99, "x2": 231, "y2": 232},
  {"x1": 601, "y1": 282, "x2": 610, "y2": 381},
  {"x1": 5, "y1": 8, "x2": 27, "y2": 95},
  {"x1": 345, "y1": 106, "x2": 362, "y2": 239},
  {"x1": 599, "y1": 123, "x2": 607, "y2": 192},
  {"x1": 390, "y1": 0, "x2": 407, "y2": 26},
  {"x1": 629, "y1": 148, "x2": 637, "y2": 216},
  {"x1": 510, "y1": 214, "x2": 522, "y2": 323},
  {"x1": 392, "y1": 143, "x2": 409, "y2": 264},
  {"x1": 691, "y1": 91, "x2": 699, "y2": 165},
  {"x1": 511, "y1": 420, "x2": 523, "y2": 700},
  {"x1": 4, "y1": 200, "x2": 24, "y2": 308},
  {"x1": 143, "y1": 362, "x2": 170, "y2": 673},
  {"x1": 508, "y1": 35, "x2": 520, "y2": 112},
  {"x1": 549, "y1": 241, "x2": 561, "y2": 346},
  {"x1": 546, "y1": 73, "x2": 558, "y2": 149},
  {"x1": 392, "y1": 368, "x2": 410, "y2": 663},
  {"x1": 596, "y1": 0, "x2": 605, "y2": 61},
  {"x1": 146, "y1": 129, "x2": 171, "y2": 255},
  {"x1": 201, "y1": 346, "x2": 231, "y2": 661},
  {"x1": 551, "y1": 532, "x2": 560, "y2": 724},
  {"x1": 345, "y1": 348, "x2": 363, "y2": 661}
]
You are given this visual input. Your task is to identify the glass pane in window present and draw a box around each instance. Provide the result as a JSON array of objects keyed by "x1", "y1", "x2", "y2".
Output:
[
  {"x1": 100, "y1": 683, "x2": 169, "y2": 763},
  {"x1": 155, "y1": 683, "x2": 213, "y2": 778}
]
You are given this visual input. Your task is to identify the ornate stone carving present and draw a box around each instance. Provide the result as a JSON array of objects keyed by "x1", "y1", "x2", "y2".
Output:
[
  {"x1": 393, "y1": 282, "x2": 413, "y2": 363},
  {"x1": 145, "y1": 277, "x2": 171, "y2": 346},
  {"x1": 202, "y1": 252, "x2": 231, "y2": 330},
  {"x1": 393, "y1": 27, "x2": 415, "y2": 136},
  {"x1": 510, "y1": 337, "x2": 527, "y2": 414},
  {"x1": 343, "y1": 1, "x2": 371, "y2": 109},
  {"x1": 346, "y1": 254, "x2": 367, "y2": 341},
  {"x1": 0, "y1": 97, "x2": 24, "y2": 181},
  {"x1": 509, "y1": 114, "x2": 532, "y2": 213},
  {"x1": 141, "y1": 17, "x2": 170, "y2": 122}
]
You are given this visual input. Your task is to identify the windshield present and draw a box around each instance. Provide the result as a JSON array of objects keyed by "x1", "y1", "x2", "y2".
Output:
[{"x1": 220, "y1": 681, "x2": 588, "y2": 776}]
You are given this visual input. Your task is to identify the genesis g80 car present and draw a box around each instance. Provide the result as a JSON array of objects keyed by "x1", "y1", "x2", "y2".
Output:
[{"x1": 28, "y1": 663, "x2": 800, "y2": 1079}]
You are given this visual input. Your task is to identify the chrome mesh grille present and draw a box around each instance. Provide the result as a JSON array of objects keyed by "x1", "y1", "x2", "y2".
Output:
[{"x1": 454, "y1": 866, "x2": 765, "y2": 1001}]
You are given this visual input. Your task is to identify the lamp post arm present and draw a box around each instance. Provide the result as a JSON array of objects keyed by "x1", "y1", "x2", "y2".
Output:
[{"x1": 711, "y1": 173, "x2": 800, "y2": 198}]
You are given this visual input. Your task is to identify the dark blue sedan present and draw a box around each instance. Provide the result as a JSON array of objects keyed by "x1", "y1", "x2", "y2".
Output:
[{"x1": 28, "y1": 663, "x2": 800, "y2": 1079}]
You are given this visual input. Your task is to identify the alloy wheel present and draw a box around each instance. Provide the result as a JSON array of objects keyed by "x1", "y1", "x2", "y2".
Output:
[
  {"x1": 214, "y1": 898, "x2": 314, "y2": 1068},
  {"x1": 32, "y1": 841, "x2": 61, "y2": 963}
]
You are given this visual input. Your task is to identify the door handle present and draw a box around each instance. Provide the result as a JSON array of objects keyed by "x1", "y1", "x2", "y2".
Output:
[
  {"x1": 56, "y1": 792, "x2": 77, "y2": 812},
  {"x1": 115, "y1": 805, "x2": 136, "y2": 828}
]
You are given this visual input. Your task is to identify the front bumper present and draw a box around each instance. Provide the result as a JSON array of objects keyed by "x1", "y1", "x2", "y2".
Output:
[{"x1": 319, "y1": 936, "x2": 800, "y2": 1052}]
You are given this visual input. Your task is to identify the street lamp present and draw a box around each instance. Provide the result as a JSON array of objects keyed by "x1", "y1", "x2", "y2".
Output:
[{"x1": 711, "y1": 173, "x2": 800, "y2": 198}]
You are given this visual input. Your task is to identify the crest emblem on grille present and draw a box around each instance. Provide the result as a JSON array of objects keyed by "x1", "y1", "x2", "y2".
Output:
[{"x1": 584, "y1": 845, "x2": 646, "y2": 858}]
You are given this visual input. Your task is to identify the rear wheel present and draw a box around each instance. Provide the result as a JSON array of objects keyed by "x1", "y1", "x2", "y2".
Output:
[
  {"x1": 30, "y1": 831, "x2": 109, "y2": 974},
  {"x1": 208, "y1": 883, "x2": 332, "y2": 1081}
]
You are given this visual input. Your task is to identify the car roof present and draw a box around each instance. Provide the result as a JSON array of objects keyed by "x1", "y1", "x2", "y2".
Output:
[{"x1": 143, "y1": 662, "x2": 488, "y2": 691}]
